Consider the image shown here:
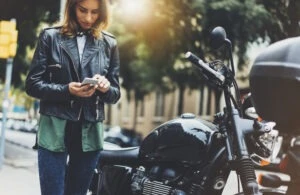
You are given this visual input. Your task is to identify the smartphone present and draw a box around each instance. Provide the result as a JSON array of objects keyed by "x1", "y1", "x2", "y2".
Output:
[{"x1": 81, "y1": 78, "x2": 99, "y2": 86}]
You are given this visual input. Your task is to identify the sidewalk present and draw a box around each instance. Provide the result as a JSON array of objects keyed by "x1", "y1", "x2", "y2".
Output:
[
  {"x1": 0, "y1": 130, "x2": 40, "y2": 195},
  {"x1": 0, "y1": 159, "x2": 40, "y2": 195}
]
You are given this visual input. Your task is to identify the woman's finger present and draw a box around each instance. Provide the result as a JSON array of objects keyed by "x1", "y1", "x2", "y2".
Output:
[
  {"x1": 93, "y1": 74, "x2": 101, "y2": 79},
  {"x1": 103, "y1": 81, "x2": 110, "y2": 89}
]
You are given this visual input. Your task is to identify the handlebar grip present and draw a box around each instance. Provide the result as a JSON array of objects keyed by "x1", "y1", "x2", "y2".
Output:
[
  {"x1": 185, "y1": 51, "x2": 225, "y2": 84},
  {"x1": 185, "y1": 51, "x2": 201, "y2": 65}
]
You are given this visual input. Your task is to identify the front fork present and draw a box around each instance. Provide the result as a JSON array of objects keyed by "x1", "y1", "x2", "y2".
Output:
[{"x1": 223, "y1": 109, "x2": 262, "y2": 195}]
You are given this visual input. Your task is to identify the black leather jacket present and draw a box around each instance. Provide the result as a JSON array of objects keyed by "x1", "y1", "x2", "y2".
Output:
[{"x1": 25, "y1": 27, "x2": 120, "y2": 122}]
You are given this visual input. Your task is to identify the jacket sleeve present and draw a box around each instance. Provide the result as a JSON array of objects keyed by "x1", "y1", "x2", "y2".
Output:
[
  {"x1": 97, "y1": 40, "x2": 121, "y2": 104},
  {"x1": 25, "y1": 30, "x2": 71, "y2": 101}
]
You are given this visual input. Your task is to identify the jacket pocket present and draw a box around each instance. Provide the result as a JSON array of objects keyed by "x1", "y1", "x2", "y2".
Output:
[{"x1": 47, "y1": 64, "x2": 62, "y2": 82}]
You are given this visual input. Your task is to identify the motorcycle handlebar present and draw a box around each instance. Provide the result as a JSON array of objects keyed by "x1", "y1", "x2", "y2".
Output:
[{"x1": 185, "y1": 51, "x2": 225, "y2": 84}]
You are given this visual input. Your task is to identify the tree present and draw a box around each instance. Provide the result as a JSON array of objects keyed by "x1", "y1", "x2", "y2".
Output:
[
  {"x1": 259, "y1": 0, "x2": 300, "y2": 41},
  {"x1": 201, "y1": 0, "x2": 300, "y2": 113},
  {"x1": 203, "y1": 0, "x2": 300, "y2": 67},
  {"x1": 203, "y1": 0, "x2": 271, "y2": 68},
  {"x1": 108, "y1": 13, "x2": 158, "y2": 128},
  {"x1": 111, "y1": 0, "x2": 300, "y2": 119},
  {"x1": 141, "y1": 0, "x2": 207, "y2": 115},
  {"x1": 0, "y1": 0, "x2": 60, "y2": 87},
  {"x1": 111, "y1": 0, "x2": 208, "y2": 116}
]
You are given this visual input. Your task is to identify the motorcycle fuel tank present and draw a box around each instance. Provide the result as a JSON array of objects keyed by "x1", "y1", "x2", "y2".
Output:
[{"x1": 139, "y1": 113, "x2": 218, "y2": 164}]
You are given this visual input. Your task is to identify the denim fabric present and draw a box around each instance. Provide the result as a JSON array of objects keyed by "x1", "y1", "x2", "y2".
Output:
[{"x1": 38, "y1": 120, "x2": 101, "y2": 195}]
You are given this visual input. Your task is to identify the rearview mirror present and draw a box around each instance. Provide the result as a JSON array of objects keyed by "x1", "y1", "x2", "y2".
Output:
[{"x1": 210, "y1": 26, "x2": 227, "y2": 50}]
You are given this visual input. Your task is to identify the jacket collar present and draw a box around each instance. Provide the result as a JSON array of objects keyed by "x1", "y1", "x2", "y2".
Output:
[
  {"x1": 81, "y1": 36, "x2": 101, "y2": 68},
  {"x1": 61, "y1": 35, "x2": 102, "y2": 69},
  {"x1": 60, "y1": 37, "x2": 80, "y2": 70}
]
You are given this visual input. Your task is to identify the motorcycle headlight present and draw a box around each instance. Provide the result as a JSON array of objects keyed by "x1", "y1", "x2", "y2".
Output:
[{"x1": 249, "y1": 129, "x2": 279, "y2": 166}]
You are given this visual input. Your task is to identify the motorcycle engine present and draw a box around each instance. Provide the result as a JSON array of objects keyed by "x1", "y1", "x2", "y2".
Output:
[{"x1": 131, "y1": 166, "x2": 187, "y2": 195}]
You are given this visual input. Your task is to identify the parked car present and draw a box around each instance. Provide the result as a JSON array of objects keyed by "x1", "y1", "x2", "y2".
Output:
[{"x1": 103, "y1": 125, "x2": 142, "y2": 147}]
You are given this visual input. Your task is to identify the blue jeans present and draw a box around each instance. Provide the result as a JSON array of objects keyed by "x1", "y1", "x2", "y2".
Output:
[{"x1": 38, "y1": 120, "x2": 101, "y2": 195}]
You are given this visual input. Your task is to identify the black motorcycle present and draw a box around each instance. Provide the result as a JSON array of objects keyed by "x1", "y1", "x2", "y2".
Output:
[
  {"x1": 89, "y1": 27, "x2": 277, "y2": 195},
  {"x1": 249, "y1": 35, "x2": 300, "y2": 195}
]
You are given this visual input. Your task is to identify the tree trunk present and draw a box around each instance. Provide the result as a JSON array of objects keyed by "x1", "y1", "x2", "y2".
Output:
[
  {"x1": 132, "y1": 97, "x2": 138, "y2": 130},
  {"x1": 177, "y1": 85, "x2": 185, "y2": 116},
  {"x1": 199, "y1": 84, "x2": 204, "y2": 116},
  {"x1": 214, "y1": 88, "x2": 222, "y2": 114}
]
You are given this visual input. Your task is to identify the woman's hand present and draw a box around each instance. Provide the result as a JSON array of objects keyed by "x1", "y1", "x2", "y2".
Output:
[
  {"x1": 68, "y1": 82, "x2": 97, "y2": 97},
  {"x1": 93, "y1": 74, "x2": 110, "y2": 93}
]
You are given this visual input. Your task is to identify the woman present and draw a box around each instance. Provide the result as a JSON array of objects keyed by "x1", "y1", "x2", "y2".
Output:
[{"x1": 25, "y1": 0, "x2": 120, "y2": 194}]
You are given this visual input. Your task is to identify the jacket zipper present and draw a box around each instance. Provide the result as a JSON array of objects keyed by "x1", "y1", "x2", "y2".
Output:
[
  {"x1": 48, "y1": 64, "x2": 62, "y2": 68},
  {"x1": 61, "y1": 44, "x2": 82, "y2": 120},
  {"x1": 96, "y1": 96, "x2": 100, "y2": 120},
  {"x1": 78, "y1": 107, "x2": 82, "y2": 120},
  {"x1": 49, "y1": 72, "x2": 52, "y2": 82},
  {"x1": 70, "y1": 100, "x2": 74, "y2": 108}
]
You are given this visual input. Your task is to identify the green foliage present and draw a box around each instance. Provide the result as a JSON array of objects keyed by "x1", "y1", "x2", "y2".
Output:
[
  {"x1": 204, "y1": 0, "x2": 300, "y2": 68},
  {"x1": 111, "y1": 0, "x2": 205, "y2": 100},
  {"x1": 258, "y1": 0, "x2": 300, "y2": 41},
  {"x1": 204, "y1": 0, "x2": 272, "y2": 68},
  {"x1": 109, "y1": 0, "x2": 300, "y2": 114}
]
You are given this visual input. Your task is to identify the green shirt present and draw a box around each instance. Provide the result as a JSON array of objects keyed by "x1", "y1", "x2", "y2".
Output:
[{"x1": 38, "y1": 114, "x2": 104, "y2": 152}]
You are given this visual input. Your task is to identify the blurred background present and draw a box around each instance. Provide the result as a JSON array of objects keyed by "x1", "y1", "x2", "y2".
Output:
[{"x1": 1, "y1": 0, "x2": 300, "y2": 143}]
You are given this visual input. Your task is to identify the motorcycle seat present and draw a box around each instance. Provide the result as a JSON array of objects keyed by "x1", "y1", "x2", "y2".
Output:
[{"x1": 99, "y1": 146, "x2": 140, "y2": 166}]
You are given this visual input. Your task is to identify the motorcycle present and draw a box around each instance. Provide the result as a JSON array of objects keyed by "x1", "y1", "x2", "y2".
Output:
[
  {"x1": 249, "y1": 35, "x2": 300, "y2": 195},
  {"x1": 89, "y1": 27, "x2": 278, "y2": 195}
]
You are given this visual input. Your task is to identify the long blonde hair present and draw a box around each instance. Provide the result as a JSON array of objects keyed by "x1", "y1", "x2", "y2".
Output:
[{"x1": 61, "y1": 0, "x2": 110, "y2": 39}]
